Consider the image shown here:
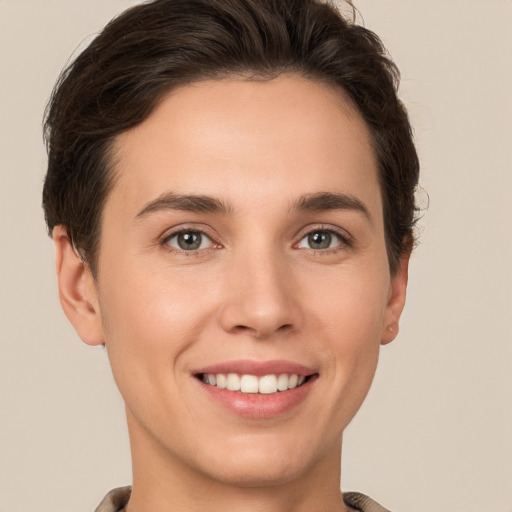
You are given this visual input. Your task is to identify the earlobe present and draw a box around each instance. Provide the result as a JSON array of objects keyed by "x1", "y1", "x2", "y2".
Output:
[
  {"x1": 381, "y1": 253, "x2": 410, "y2": 345},
  {"x1": 53, "y1": 226, "x2": 104, "y2": 346}
]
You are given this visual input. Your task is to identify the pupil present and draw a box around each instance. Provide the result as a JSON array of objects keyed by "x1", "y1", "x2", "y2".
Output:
[
  {"x1": 309, "y1": 231, "x2": 331, "y2": 249},
  {"x1": 178, "y1": 232, "x2": 201, "y2": 250}
]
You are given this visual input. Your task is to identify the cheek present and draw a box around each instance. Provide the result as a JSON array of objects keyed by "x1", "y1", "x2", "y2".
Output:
[
  {"x1": 305, "y1": 262, "x2": 389, "y2": 342},
  {"x1": 302, "y1": 264, "x2": 388, "y2": 405},
  {"x1": 97, "y1": 262, "x2": 220, "y2": 404},
  {"x1": 100, "y1": 255, "x2": 217, "y2": 336},
  {"x1": 315, "y1": 290, "x2": 382, "y2": 387}
]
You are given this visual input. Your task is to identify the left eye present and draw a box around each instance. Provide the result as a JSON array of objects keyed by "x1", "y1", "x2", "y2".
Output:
[
  {"x1": 165, "y1": 230, "x2": 213, "y2": 251},
  {"x1": 297, "y1": 230, "x2": 344, "y2": 250}
]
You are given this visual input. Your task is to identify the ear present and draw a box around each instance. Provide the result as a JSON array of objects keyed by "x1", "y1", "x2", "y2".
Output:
[
  {"x1": 53, "y1": 226, "x2": 104, "y2": 346},
  {"x1": 380, "y1": 253, "x2": 410, "y2": 345}
]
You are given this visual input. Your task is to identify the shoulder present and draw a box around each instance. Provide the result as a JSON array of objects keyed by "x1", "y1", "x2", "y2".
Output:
[
  {"x1": 94, "y1": 486, "x2": 131, "y2": 512},
  {"x1": 94, "y1": 487, "x2": 392, "y2": 512},
  {"x1": 343, "y1": 491, "x2": 393, "y2": 512}
]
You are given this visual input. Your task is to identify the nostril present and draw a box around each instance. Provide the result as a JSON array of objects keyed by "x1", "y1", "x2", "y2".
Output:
[
  {"x1": 231, "y1": 322, "x2": 293, "y2": 338},
  {"x1": 232, "y1": 325, "x2": 252, "y2": 334}
]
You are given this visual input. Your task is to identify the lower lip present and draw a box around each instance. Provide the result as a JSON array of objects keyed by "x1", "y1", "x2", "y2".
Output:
[{"x1": 196, "y1": 375, "x2": 318, "y2": 419}]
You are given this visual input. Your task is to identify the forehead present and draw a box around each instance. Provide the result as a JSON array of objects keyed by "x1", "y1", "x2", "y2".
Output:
[{"x1": 109, "y1": 75, "x2": 380, "y2": 219}]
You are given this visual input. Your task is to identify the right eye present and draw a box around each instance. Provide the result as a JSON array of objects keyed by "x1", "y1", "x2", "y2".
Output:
[{"x1": 164, "y1": 230, "x2": 214, "y2": 251}]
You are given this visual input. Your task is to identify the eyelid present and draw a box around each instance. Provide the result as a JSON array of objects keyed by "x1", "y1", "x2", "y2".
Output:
[
  {"x1": 158, "y1": 223, "x2": 352, "y2": 253},
  {"x1": 294, "y1": 224, "x2": 353, "y2": 250},
  {"x1": 160, "y1": 224, "x2": 222, "y2": 252}
]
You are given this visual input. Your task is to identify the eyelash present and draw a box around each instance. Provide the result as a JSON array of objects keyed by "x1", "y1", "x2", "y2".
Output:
[
  {"x1": 160, "y1": 225, "x2": 352, "y2": 255},
  {"x1": 161, "y1": 227, "x2": 219, "y2": 255},
  {"x1": 294, "y1": 225, "x2": 353, "y2": 253}
]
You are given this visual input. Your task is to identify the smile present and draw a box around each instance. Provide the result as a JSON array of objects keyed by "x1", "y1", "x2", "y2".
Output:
[
  {"x1": 199, "y1": 373, "x2": 308, "y2": 394},
  {"x1": 193, "y1": 360, "x2": 318, "y2": 418}
]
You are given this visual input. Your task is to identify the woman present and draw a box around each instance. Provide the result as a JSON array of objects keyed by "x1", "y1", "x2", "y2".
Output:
[{"x1": 43, "y1": 0, "x2": 419, "y2": 510}]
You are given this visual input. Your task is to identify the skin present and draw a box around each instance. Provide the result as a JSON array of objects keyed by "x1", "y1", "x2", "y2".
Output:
[{"x1": 54, "y1": 75, "x2": 409, "y2": 512}]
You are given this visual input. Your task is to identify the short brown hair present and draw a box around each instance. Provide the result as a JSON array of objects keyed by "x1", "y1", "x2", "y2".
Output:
[{"x1": 43, "y1": 0, "x2": 419, "y2": 275}]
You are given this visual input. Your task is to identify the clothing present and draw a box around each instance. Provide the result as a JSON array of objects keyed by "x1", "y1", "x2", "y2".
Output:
[
  {"x1": 94, "y1": 486, "x2": 392, "y2": 512},
  {"x1": 343, "y1": 492, "x2": 393, "y2": 512}
]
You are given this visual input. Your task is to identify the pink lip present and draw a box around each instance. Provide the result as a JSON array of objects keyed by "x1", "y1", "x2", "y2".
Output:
[
  {"x1": 192, "y1": 359, "x2": 318, "y2": 419},
  {"x1": 192, "y1": 359, "x2": 317, "y2": 377}
]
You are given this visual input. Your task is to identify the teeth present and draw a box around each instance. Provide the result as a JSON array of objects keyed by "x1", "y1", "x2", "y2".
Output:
[
  {"x1": 216, "y1": 374, "x2": 227, "y2": 389},
  {"x1": 226, "y1": 373, "x2": 241, "y2": 391},
  {"x1": 277, "y1": 374, "x2": 289, "y2": 391},
  {"x1": 258, "y1": 374, "x2": 277, "y2": 394},
  {"x1": 241, "y1": 375, "x2": 259, "y2": 393},
  {"x1": 202, "y1": 373, "x2": 308, "y2": 394}
]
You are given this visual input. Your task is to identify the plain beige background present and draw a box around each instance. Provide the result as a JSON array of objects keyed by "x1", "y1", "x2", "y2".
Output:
[{"x1": 0, "y1": 1, "x2": 511, "y2": 511}]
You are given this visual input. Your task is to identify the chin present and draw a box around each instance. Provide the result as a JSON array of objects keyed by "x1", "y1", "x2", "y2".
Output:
[
  {"x1": 191, "y1": 436, "x2": 324, "y2": 488},
  {"x1": 201, "y1": 459, "x2": 306, "y2": 488}
]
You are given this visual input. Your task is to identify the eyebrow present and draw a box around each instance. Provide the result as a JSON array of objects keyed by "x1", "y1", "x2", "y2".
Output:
[
  {"x1": 135, "y1": 190, "x2": 371, "y2": 222},
  {"x1": 292, "y1": 192, "x2": 372, "y2": 222},
  {"x1": 135, "y1": 191, "x2": 233, "y2": 219}
]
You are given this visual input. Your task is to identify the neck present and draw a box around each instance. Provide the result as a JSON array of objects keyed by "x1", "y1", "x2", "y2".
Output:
[{"x1": 125, "y1": 412, "x2": 350, "y2": 512}]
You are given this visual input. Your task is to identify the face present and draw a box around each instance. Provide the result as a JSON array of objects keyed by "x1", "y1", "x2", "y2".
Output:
[{"x1": 58, "y1": 76, "x2": 408, "y2": 488}]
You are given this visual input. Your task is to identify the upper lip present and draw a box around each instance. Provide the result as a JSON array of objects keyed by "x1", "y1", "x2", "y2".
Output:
[{"x1": 192, "y1": 359, "x2": 317, "y2": 377}]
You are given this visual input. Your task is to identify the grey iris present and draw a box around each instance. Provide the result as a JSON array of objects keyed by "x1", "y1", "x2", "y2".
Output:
[
  {"x1": 308, "y1": 232, "x2": 331, "y2": 249},
  {"x1": 178, "y1": 232, "x2": 202, "y2": 250}
]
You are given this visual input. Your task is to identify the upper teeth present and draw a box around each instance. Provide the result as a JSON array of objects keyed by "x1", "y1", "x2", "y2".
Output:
[{"x1": 202, "y1": 373, "x2": 306, "y2": 394}]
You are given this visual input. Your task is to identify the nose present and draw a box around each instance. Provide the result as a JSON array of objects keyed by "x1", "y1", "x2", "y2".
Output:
[{"x1": 219, "y1": 250, "x2": 301, "y2": 339}]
